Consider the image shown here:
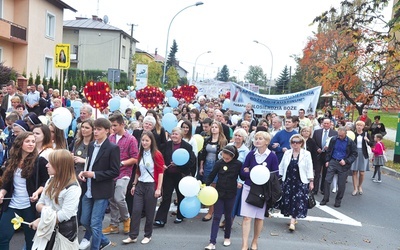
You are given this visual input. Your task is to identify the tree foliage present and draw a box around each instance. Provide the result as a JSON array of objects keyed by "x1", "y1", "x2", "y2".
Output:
[
  {"x1": 165, "y1": 66, "x2": 179, "y2": 89},
  {"x1": 303, "y1": 0, "x2": 400, "y2": 114},
  {"x1": 275, "y1": 65, "x2": 290, "y2": 94},
  {"x1": 244, "y1": 65, "x2": 266, "y2": 86},
  {"x1": 0, "y1": 62, "x2": 17, "y2": 86},
  {"x1": 217, "y1": 65, "x2": 230, "y2": 82},
  {"x1": 166, "y1": 40, "x2": 178, "y2": 69}
]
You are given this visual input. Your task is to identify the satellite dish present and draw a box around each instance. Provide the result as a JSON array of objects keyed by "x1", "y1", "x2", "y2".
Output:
[{"x1": 103, "y1": 15, "x2": 109, "y2": 24}]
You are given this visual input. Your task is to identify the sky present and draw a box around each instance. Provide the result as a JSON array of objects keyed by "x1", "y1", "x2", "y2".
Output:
[{"x1": 63, "y1": 0, "x2": 394, "y2": 82}]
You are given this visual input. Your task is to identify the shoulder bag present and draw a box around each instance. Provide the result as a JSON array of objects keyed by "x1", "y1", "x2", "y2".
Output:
[
  {"x1": 307, "y1": 190, "x2": 316, "y2": 209},
  {"x1": 246, "y1": 183, "x2": 266, "y2": 208}
]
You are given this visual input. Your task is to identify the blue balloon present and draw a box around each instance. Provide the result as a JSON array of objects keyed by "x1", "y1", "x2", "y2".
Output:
[
  {"x1": 109, "y1": 98, "x2": 121, "y2": 112},
  {"x1": 168, "y1": 97, "x2": 179, "y2": 108},
  {"x1": 71, "y1": 101, "x2": 83, "y2": 118},
  {"x1": 194, "y1": 103, "x2": 200, "y2": 109},
  {"x1": 222, "y1": 99, "x2": 231, "y2": 110},
  {"x1": 130, "y1": 91, "x2": 136, "y2": 98},
  {"x1": 166, "y1": 90, "x2": 173, "y2": 98},
  {"x1": 163, "y1": 107, "x2": 172, "y2": 115},
  {"x1": 172, "y1": 148, "x2": 190, "y2": 166},
  {"x1": 179, "y1": 196, "x2": 201, "y2": 219},
  {"x1": 161, "y1": 113, "x2": 178, "y2": 133}
]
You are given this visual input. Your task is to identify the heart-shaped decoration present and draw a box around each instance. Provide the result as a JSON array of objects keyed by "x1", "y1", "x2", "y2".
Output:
[
  {"x1": 136, "y1": 86, "x2": 165, "y2": 109},
  {"x1": 173, "y1": 85, "x2": 198, "y2": 103},
  {"x1": 84, "y1": 81, "x2": 112, "y2": 111}
]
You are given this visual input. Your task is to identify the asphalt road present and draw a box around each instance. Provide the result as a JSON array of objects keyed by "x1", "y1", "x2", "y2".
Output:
[{"x1": 8, "y1": 172, "x2": 400, "y2": 250}]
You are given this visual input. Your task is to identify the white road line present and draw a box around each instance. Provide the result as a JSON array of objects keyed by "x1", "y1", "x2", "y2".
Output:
[{"x1": 163, "y1": 200, "x2": 362, "y2": 227}]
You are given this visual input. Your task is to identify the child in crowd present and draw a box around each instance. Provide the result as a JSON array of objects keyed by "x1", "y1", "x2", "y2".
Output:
[{"x1": 371, "y1": 133, "x2": 385, "y2": 183}]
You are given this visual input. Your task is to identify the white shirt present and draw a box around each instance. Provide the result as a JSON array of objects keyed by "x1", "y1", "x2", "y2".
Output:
[
  {"x1": 138, "y1": 150, "x2": 155, "y2": 183},
  {"x1": 254, "y1": 148, "x2": 271, "y2": 164},
  {"x1": 10, "y1": 168, "x2": 31, "y2": 209}
]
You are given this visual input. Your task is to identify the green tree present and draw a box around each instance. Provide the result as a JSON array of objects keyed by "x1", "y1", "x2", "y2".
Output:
[
  {"x1": 275, "y1": 66, "x2": 290, "y2": 94},
  {"x1": 35, "y1": 70, "x2": 41, "y2": 86},
  {"x1": 0, "y1": 62, "x2": 17, "y2": 86},
  {"x1": 28, "y1": 72, "x2": 34, "y2": 85},
  {"x1": 244, "y1": 65, "x2": 266, "y2": 86},
  {"x1": 290, "y1": 56, "x2": 307, "y2": 93},
  {"x1": 148, "y1": 62, "x2": 163, "y2": 88},
  {"x1": 166, "y1": 66, "x2": 179, "y2": 89},
  {"x1": 42, "y1": 76, "x2": 47, "y2": 86},
  {"x1": 166, "y1": 40, "x2": 178, "y2": 70},
  {"x1": 217, "y1": 65, "x2": 229, "y2": 82}
]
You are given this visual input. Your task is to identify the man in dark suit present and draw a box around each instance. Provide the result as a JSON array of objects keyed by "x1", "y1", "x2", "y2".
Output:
[
  {"x1": 78, "y1": 118, "x2": 120, "y2": 250},
  {"x1": 312, "y1": 118, "x2": 338, "y2": 195},
  {"x1": 1, "y1": 80, "x2": 25, "y2": 113},
  {"x1": 320, "y1": 127, "x2": 358, "y2": 207},
  {"x1": 215, "y1": 109, "x2": 231, "y2": 141}
]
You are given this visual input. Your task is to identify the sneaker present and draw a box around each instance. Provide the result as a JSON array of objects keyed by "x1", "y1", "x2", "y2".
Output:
[
  {"x1": 123, "y1": 218, "x2": 131, "y2": 234},
  {"x1": 205, "y1": 243, "x2": 216, "y2": 250},
  {"x1": 373, "y1": 179, "x2": 382, "y2": 183},
  {"x1": 122, "y1": 237, "x2": 137, "y2": 244},
  {"x1": 102, "y1": 225, "x2": 119, "y2": 235},
  {"x1": 223, "y1": 238, "x2": 231, "y2": 246},
  {"x1": 79, "y1": 238, "x2": 90, "y2": 250},
  {"x1": 141, "y1": 237, "x2": 151, "y2": 244},
  {"x1": 99, "y1": 241, "x2": 112, "y2": 250}
]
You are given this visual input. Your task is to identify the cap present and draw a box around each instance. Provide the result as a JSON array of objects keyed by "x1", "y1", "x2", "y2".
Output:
[
  {"x1": 27, "y1": 113, "x2": 41, "y2": 125},
  {"x1": 13, "y1": 120, "x2": 29, "y2": 132},
  {"x1": 222, "y1": 145, "x2": 237, "y2": 159}
]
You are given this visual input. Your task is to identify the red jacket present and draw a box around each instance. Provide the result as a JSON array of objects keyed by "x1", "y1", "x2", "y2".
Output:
[{"x1": 136, "y1": 150, "x2": 165, "y2": 189}]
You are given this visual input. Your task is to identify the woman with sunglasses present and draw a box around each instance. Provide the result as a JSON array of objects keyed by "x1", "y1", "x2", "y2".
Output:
[{"x1": 279, "y1": 134, "x2": 314, "y2": 232}]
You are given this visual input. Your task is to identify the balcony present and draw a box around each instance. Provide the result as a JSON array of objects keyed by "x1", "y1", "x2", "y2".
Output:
[{"x1": 0, "y1": 18, "x2": 27, "y2": 44}]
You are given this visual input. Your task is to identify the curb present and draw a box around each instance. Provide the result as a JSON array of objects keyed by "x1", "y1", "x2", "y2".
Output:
[{"x1": 382, "y1": 166, "x2": 400, "y2": 178}]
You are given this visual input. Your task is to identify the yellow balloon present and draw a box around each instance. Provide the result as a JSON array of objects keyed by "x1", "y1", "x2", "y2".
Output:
[
  {"x1": 198, "y1": 186, "x2": 218, "y2": 206},
  {"x1": 193, "y1": 134, "x2": 204, "y2": 153},
  {"x1": 347, "y1": 131, "x2": 355, "y2": 141}
]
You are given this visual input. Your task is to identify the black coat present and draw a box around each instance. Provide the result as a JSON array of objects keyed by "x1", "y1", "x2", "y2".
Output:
[
  {"x1": 81, "y1": 139, "x2": 120, "y2": 199},
  {"x1": 163, "y1": 140, "x2": 196, "y2": 176}
]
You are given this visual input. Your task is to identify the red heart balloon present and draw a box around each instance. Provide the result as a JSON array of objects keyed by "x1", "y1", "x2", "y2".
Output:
[
  {"x1": 136, "y1": 86, "x2": 165, "y2": 109},
  {"x1": 84, "y1": 81, "x2": 111, "y2": 110}
]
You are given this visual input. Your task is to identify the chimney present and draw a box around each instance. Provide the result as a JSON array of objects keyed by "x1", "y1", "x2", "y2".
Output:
[
  {"x1": 155, "y1": 48, "x2": 158, "y2": 56},
  {"x1": 92, "y1": 15, "x2": 102, "y2": 22}
]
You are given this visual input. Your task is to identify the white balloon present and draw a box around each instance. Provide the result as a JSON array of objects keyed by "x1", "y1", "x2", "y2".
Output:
[
  {"x1": 119, "y1": 98, "x2": 133, "y2": 113},
  {"x1": 179, "y1": 176, "x2": 200, "y2": 197},
  {"x1": 38, "y1": 115, "x2": 49, "y2": 125},
  {"x1": 231, "y1": 114, "x2": 239, "y2": 125},
  {"x1": 138, "y1": 107, "x2": 148, "y2": 116},
  {"x1": 250, "y1": 165, "x2": 270, "y2": 185},
  {"x1": 52, "y1": 107, "x2": 72, "y2": 130}
]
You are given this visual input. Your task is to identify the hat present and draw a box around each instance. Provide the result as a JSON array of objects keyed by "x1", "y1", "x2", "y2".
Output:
[
  {"x1": 27, "y1": 113, "x2": 41, "y2": 125},
  {"x1": 13, "y1": 120, "x2": 29, "y2": 132},
  {"x1": 222, "y1": 145, "x2": 238, "y2": 160}
]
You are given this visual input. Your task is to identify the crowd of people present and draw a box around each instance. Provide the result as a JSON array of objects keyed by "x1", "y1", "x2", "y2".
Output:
[{"x1": 0, "y1": 80, "x2": 388, "y2": 250}]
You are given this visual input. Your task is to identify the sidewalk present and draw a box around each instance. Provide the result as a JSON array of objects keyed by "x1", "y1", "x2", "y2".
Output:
[{"x1": 380, "y1": 128, "x2": 399, "y2": 177}]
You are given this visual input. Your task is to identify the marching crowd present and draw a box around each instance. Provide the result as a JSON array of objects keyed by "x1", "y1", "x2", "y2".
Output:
[{"x1": 0, "y1": 80, "x2": 388, "y2": 250}]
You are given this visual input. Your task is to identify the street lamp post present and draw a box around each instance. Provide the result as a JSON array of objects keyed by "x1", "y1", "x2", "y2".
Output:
[
  {"x1": 162, "y1": 2, "x2": 204, "y2": 90},
  {"x1": 253, "y1": 40, "x2": 273, "y2": 94},
  {"x1": 192, "y1": 51, "x2": 211, "y2": 84}
]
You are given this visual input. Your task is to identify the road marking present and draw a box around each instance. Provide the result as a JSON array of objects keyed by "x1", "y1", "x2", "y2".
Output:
[{"x1": 165, "y1": 201, "x2": 362, "y2": 227}]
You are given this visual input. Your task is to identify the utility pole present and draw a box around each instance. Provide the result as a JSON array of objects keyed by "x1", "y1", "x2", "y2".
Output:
[{"x1": 127, "y1": 23, "x2": 138, "y2": 85}]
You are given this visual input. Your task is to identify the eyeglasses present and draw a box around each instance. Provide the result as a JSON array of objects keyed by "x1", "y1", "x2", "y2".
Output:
[{"x1": 291, "y1": 140, "x2": 302, "y2": 144}]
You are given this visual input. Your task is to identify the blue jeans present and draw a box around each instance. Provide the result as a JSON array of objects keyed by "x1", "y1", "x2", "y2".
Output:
[
  {"x1": 80, "y1": 195, "x2": 110, "y2": 250},
  {"x1": 0, "y1": 206, "x2": 36, "y2": 250},
  {"x1": 209, "y1": 196, "x2": 236, "y2": 244}
]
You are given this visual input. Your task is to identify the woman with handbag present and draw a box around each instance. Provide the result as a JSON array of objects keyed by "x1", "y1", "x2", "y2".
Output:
[
  {"x1": 30, "y1": 149, "x2": 81, "y2": 249},
  {"x1": 123, "y1": 131, "x2": 164, "y2": 245},
  {"x1": 240, "y1": 131, "x2": 279, "y2": 250},
  {"x1": 0, "y1": 132, "x2": 43, "y2": 250},
  {"x1": 279, "y1": 134, "x2": 314, "y2": 232},
  {"x1": 351, "y1": 121, "x2": 372, "y2": 196}
]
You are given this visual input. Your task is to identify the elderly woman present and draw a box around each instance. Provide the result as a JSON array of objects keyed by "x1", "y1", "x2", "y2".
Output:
[
  {"x1": 370, "y1": 115, "x2": 387, "y2": 142},
  {"x1": 279, "y1": 134, "x2": 314, "y2": 231},
  {"x1": 153, "y1": 127, "x2": 196, "y2": 226},
  {"x1": 351, "y1": 121, "x2": 372, "y2": 196},
  {"x1": 240, "y1": 131, "x2": 279, "y2": 250}
]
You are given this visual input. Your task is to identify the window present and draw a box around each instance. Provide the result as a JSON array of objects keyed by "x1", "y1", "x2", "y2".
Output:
[
  {"x1": 0, "y1": 47, "x2": 3, "y2": 62},
  {"x1": 122, "y1": 45, "x2": 126, "y2": 59},
  {"x1": 44, "y1": 57, "x2": 53, "y2": 78},
  {"x1": 45, "y1": 12, "x2": 55, "y2": 39},
  {"x1": 0, "y1": 0, "x2": 3, "y2": 18}
]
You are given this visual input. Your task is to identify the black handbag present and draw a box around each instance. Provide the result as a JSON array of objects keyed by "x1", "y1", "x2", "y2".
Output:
[
  {"x1": 246, "y1": 184, "x2": 266, "y2": 208},
  {"x1": 308, "y1": 191, "x2": 316, "y2": 209}
]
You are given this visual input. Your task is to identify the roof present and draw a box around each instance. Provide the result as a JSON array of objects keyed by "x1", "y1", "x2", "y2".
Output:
[
  {"x1": 48, "y1": 0, "x2": 77, "y2": 12},
  {"x1": 64, "y1": 18, "x2": 139, "y2": 43}
]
